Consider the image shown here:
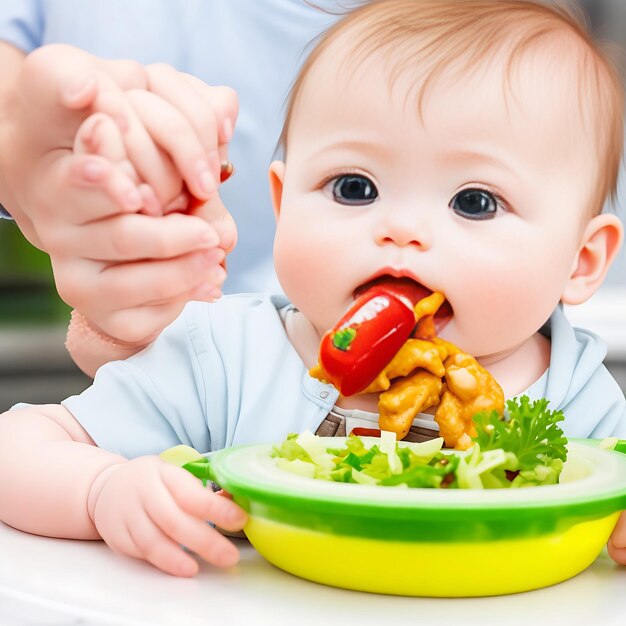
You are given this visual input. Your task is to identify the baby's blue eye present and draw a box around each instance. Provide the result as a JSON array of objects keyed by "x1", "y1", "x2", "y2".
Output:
[
  {"x1": 332, "y1": 175, "x2": 378, "y2": 205},
  {"x1": 450, "y1": 188, "x2": 498, "y2": 220}
]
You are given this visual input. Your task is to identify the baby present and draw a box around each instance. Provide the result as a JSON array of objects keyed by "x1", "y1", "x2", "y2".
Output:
[{"x1": 0, "y1": 0, "x2": 625, "y2": 576}]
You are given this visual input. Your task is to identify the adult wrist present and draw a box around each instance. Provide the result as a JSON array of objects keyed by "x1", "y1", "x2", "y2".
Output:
[
  {"x1": 67, "y1": 310, "x2": 151, "y2": 352},
  {"x1": 66, "y1": 310, "x2": 152, "y2": 377}
]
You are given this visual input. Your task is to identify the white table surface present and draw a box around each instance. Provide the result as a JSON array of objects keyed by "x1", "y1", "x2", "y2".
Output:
[{"x1": 1, "y1": 521, "x2": 626, "y2": 626}]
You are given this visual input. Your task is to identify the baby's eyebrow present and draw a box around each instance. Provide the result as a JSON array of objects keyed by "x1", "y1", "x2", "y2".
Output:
[
  {"x1": 308, "y1": 137, "x2": 395, "y2": 161},
  {"x1": 439, "y1": 149, "x2": 517, "y2": 175}
]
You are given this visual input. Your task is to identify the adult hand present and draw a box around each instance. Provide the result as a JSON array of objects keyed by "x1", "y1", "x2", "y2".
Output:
[{"x1": 0, "y1": 44, "x2": 238, "y2": 345}]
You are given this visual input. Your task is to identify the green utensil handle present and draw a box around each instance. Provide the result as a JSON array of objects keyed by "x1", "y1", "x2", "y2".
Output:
[
  {"x1": 583, "y1": 438, "x2": 626, "y2": 455},
  {"x1": 182, "y1": 458, "x2": 216, "y2": 485},
  {"x1": 614, "y1": 440, "x2": 626, "y2": 455}
]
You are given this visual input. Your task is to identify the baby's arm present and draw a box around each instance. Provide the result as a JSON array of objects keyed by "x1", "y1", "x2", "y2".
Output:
[
  {"x1": 0, "y1": 405, "x2": 246, "y2": 576},
  {"x1": 608, "y1": 512, "x2": 626, "y2": 566}
]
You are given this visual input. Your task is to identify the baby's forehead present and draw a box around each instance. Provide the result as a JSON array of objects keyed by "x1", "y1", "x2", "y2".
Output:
[
  {"x1": 294, "y1": 28, "x2": 590, "y2": 153},
  {"x1": 307, "y1": 20, "x2": 591, "y2": 126}
]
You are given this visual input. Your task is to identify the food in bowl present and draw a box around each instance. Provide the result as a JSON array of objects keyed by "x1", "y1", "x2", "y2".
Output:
[{"x1": 272, "y1": 395, "x2": 567, "y2": 489}]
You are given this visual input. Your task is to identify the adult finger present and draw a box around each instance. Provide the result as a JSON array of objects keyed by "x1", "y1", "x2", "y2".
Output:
[
  {"x1": 97, "y1": 57, "x2": 149, "y2": 91},
  {"x1": 191, "y1": 194, "x2": 238, "y2": 254},
  {"x1": 126, "y1": 89, "x2": 219, "y2": 200},
  {"x1": 96, "y1": 249, "x2": 227, "y2": 307},
  {"x1": 145, "y1": 64, "x2": 225, "y2": 158},
  {"x1": 56, "y1": 213, "x2": 223, "y2": 262},
  {"x1": 62, "y1": 253, "x2": 226, "y2": 339},
  {"x1": 179, "y1": 75, "x2": 239, "y2": 146}
]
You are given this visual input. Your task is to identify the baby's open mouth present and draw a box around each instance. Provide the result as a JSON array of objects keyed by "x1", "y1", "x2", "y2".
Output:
[{"x1": 353, "y1": 275, "x2": 453, "y2": 333}]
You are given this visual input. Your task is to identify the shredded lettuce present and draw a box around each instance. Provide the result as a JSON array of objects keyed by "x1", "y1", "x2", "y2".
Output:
[{"x1": 271, "y1": 396, "x2": 568, "y2": 489}]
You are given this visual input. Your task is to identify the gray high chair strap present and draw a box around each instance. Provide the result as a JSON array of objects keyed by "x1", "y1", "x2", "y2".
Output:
[{"x1": 314, "y1": 412, "x2": 438, "y2": 443}]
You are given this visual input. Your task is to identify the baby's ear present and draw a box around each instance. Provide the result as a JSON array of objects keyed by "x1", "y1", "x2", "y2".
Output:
[
  {"x1": 561, "y1": 213, "x2": 624, "y2": 305},
  {"x1": 268, "y1": 161, "x2": 286, "y2": 220}
]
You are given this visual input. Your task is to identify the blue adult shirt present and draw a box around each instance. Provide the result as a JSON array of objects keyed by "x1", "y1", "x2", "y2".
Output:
[
  {"x1": 0, "y1": 0, "x2": 341, "y2": 293},
  {"x1": 61, "y1": 294, "x2": 626, "y2": 459}
]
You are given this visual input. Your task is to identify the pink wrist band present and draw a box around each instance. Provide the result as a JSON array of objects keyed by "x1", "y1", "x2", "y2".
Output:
[{"x1": 66, "y1": 310, "x2": 146, "y2": 367}]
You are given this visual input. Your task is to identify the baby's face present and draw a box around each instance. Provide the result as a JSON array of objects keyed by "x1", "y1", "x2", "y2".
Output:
[{"x1": 272, "y1": 42, "x2": 597, "y2": 360}]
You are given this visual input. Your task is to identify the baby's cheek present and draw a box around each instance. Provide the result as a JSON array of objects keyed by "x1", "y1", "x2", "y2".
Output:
[
  {"x1": 274, "y1": 219, "x2": 339, "y2": 316},
  {"x1": 446, "y1": 259, "x2": 561, "y2": 356}
]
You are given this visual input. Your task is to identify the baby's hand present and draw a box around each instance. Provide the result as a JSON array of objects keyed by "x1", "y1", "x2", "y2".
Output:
[
  {"x1": 89, "y1": 457, "x2": 247, "y2": 577},
  {"x1": 607, "y1": 511, "x2": 626, "y2": 565}
]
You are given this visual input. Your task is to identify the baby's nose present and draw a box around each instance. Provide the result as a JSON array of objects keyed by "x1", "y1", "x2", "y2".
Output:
[{"x1": 373, "y1": 207, "x2": 432, "y2": 249}]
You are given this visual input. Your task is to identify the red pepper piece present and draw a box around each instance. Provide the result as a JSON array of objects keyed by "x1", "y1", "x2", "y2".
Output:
[
  {"x1": 349, "y1": 427, "x2": 382, "y2": 437},
  {"x1": 318, "y1": 288, "x2": 416, "y2": 396}
]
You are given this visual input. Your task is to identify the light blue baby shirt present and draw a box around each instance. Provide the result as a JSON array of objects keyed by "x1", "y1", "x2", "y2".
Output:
[
  {"x1": 63, "y1": 295, "x2": 340, "y2": 457},
  {"x1": 0, "y1": 0, "x2": 341, "y2": 292},
  {"x1": 62, "y1": 294, "x2": 626, "y2": 458}
]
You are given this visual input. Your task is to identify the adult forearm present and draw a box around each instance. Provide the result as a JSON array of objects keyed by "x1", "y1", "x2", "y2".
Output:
[
  {"x1": 0, "y1": 42, "x2": 27, "y2": 225},
  {"x1": 0, "y1": 405, "x2": 125, "y2": 539}
]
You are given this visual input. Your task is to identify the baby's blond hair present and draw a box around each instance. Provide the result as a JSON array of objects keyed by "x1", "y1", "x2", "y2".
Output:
[{"x1": 279, "y1": 0, "x2": 624, "y2": 213}]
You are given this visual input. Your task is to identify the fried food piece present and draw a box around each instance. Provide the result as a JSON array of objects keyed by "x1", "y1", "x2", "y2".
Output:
[
  {"x1": 435, "y1": 352, "x2": 505, "y2": 449},
  {"x1": 368, "y1": 340, "x2": 503, "y2": 448},
  {"x1": 413, "y1": 292, "x2": 445, "y2": 320},
  {"x1": 378, "y1": 370, "x2": 443, "y2": 440},
  {"x1": 363, "y1": 338, "x2": 447, "y2": 393}
]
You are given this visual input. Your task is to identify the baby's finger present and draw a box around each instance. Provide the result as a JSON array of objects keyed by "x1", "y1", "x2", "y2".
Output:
[
  {"x1": 36, "y1": 155, "x2": 143, "y2": 239},
  {"x1": 74, "y1": 112, "x2": 128, "y2": 162},
  {"x1": 92, "y1": 89, "x2": 183, "y2": 204},
  {"x1": 159, "y1": 464, "x2": 247, "y2": 533},
  {"x1": 144, "y1": 482, "x2": 240, "y2": 568},
  {"x1": 607, "y1": 542, "x2": 626, "y2": 565},
  {"x1": 126, "y1": 510, "x2": 200, "y2": 577},
  {"x1": 66, "y1": 155, "x2": 145, "y2": 218},
  {"x1": 73, "y1": 114, "x2": 163, "y2": 215},
  {"x1": 607, "y1": 513, "x2": 626, "y2": 565}
]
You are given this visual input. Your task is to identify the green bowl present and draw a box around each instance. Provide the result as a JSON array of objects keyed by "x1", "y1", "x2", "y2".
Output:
[{"x1": 183, "y1": 439, "x2": 626, "y2": 596}]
